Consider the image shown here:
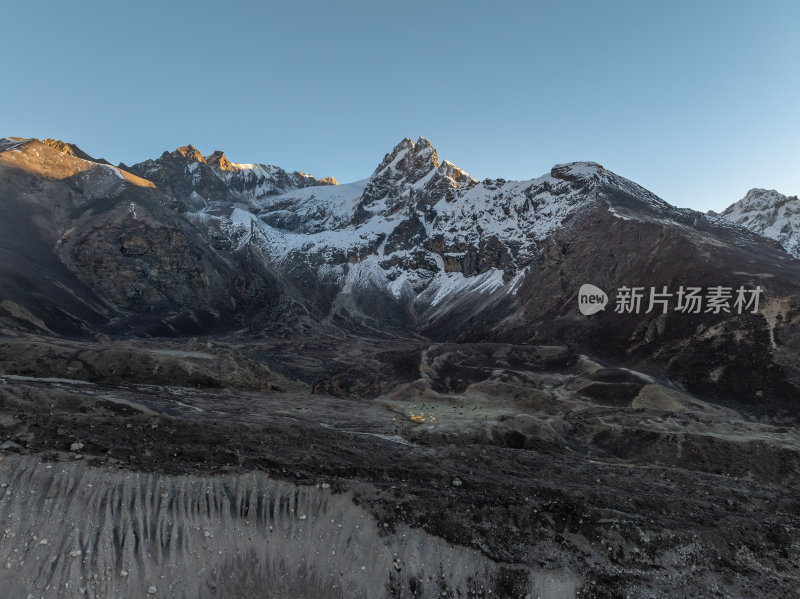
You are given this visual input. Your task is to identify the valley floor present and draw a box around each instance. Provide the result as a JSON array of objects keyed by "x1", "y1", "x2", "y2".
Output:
[{"x1": 0, "y1": 336, "x2": 798, "y2": 598}]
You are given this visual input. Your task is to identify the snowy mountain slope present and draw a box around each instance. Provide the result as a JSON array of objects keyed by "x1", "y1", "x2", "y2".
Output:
[
  {"x1": 716, "y1": 188, "x2": 800, "y2": 258},
  {"x1": 184, "y1": 139, "x2": 618, "y2": 313},
  {"x1": 254, "y1": 179, "x2": 369, "y2": 233},
  {"x1": 189, "y1": 138, "x2": 756, "y2": 316}
]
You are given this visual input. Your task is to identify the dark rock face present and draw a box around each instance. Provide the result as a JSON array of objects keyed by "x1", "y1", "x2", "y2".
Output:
[
  {"x1": 485, "y1": 206, "x2": 800, "y2": 414},
  {"x1": 0, "y1": 139, "x2": 307, "y2": 337},
  {"x1": 125, "y1": 145, "x2": 230, "y2": 207},
  {"x1": 75, "y1": 220, "x2": 210, "y2": 310},
  {"x1": 384, "y1": 214, "x2": 427, "y2": 254}
]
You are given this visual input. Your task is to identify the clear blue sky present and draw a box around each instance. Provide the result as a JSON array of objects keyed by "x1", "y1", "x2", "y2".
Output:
[{"x1": 3, "y1": 0, "x2": 798, "y2": 212}]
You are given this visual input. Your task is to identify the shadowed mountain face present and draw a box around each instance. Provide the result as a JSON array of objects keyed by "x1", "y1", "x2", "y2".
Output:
[
  {"x1": 0, "y1": 138, "x2": 314, "y2": 337},
  {"x1": 1, "y1": 135, "x2": 800, "y2": 598}
]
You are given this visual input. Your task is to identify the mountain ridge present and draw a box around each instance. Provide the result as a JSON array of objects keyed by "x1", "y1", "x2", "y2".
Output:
[{"x1": 1, "y1": 134, "x2": 800, "y2": 412}]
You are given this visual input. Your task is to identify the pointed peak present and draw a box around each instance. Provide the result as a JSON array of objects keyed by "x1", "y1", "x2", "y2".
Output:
[
  {"x1": 413, "y1": 137, "x2": 438, "y2": 166},
  {"x1": 385, "y1": 137, "x2": 436, "y2": 158},
  {"x1": 393, "y1": 137, "x2": 414, "y2": 151},
  {"x1": 375, "y1": 137, "x2": 440, "y2": 176},
  {"x1": 206, "y1": 150, "x2": 234, "y2": 171},
  {"x1": 173, "y1": 144, "x2": 206, "y2": 163}
]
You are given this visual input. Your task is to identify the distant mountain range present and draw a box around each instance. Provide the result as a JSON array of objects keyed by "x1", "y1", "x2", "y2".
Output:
[{"x1": 1, "y1": 135, "x2": 799, "y2": 412}]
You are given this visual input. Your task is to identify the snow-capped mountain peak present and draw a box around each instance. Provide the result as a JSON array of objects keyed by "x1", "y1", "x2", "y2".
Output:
[
  {"x1": 186, "y1": 138, "x2": 671, "y2": 313},
  {"x1": 550, "y1": 161, "x2": 606, "y2": 183},
  {"x1": 371, "y1": 137, "x2": 439, "y2": 181},
  {"x1": 357, "y1": 138, "x2": 477, "y2": 216},
  {"x1": 717, "y1": 188, "x2": 800, "y2": 257}
]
